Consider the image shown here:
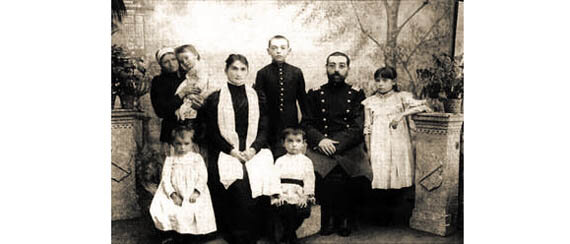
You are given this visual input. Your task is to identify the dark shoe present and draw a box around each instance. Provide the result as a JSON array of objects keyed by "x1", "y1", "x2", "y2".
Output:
[
  {"x1": 319, "y1": 216, "x2": 335, "y2": 236},
  {"x1": 337, "y1": 218, "x2": 351, "y2": 237}
]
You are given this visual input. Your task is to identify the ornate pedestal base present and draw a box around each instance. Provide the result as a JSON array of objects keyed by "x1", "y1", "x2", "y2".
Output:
[
  {"x1": 409, "y1": 113, "x2": 463, "y2": 236},
  {"x1": 112, "y1": 109, "x2": 145, "y2": 220}
]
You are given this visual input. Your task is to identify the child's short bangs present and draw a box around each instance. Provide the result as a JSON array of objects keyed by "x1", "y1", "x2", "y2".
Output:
[
  {"x1": 171, "y1": 125, "x2": 195, "y2": 142},
  {"x1": 374, "y1": 66, "x2": 398, "y2": 80},
  {"x1": 281, "y1": 128, "x2": 306, "y2": 140}
]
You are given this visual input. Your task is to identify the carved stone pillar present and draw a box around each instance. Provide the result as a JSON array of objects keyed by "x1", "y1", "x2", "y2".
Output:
[
  {"x1": 112, "y1": 109, "x2": 145, "y2": 220},
  {"x1": 409, "y1": 112, "x2": 463, "y2": 236}
]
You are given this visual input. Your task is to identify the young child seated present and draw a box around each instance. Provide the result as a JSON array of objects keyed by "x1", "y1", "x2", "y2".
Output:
[
  {"x1": 271, "y1": 128, "x2": 316, "y2": 244},
  {"x1": 149, "y1": 125, "x2": 216, "y2": 243}
]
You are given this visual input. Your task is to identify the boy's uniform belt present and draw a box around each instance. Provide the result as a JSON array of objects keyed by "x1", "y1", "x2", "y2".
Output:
[{"x1": 281, "y1": 178, "x2": 304, "y2": 187}]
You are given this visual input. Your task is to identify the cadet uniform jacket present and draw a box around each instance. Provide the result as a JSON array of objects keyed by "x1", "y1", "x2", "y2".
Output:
[
  {"x1": 302, "y1": 82, "x2": 372, "y2": 179},
  {"x1": 254, "y1": 62, "x2": 309, "y2": 145}
]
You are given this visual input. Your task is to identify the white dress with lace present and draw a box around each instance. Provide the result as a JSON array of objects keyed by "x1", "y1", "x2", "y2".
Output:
[
  {"x1": 149, "y1": 152, "x2": 216, "y2": 234},
  {"x1": 362, "y1": 91, "x2": 428, "y2": 189}
]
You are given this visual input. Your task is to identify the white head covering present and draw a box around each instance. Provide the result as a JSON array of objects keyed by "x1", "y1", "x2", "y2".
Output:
[{"x1": 155, "y1": 47, "x2": 175, "y2": 64}]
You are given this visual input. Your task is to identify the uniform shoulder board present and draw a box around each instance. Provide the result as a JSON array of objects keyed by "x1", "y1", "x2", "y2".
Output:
[{"x1": 350, "y1": 85, "x2": 361, "y2": 92}]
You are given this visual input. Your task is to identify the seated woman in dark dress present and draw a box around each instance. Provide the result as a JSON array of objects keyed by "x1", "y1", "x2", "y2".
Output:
[{"x1": 198, "y1": 54, "x2": 280, "y2": 244}]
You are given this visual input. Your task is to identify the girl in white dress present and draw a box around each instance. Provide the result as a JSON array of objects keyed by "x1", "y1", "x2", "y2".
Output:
[
  {"x1": 362, "y1": 67, "x2": 430, "y2": 190},
  {"x1": 150, "y1": 126, "x2": 216, "y2": 242}
]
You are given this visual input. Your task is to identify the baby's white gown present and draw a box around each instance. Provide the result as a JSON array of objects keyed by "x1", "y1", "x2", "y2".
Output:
[{"x1": 149, "y1": 152, "x2": 216, "y2": 234}]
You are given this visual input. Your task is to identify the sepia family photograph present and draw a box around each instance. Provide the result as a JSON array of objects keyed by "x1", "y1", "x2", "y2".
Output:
[{"x1": 110, "y1": 0, "x2": 464, "y2": 243}]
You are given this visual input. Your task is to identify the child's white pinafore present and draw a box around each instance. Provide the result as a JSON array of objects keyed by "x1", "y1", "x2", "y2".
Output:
[{"x1": 149, "y1": 152, "x2": 216, "y2": 234}]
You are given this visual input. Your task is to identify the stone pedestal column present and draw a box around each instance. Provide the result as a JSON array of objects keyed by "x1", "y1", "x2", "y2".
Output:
[
  {"x1": 112, "y1": 109, "x2": 145, "y2": 220},
  {"x1": 409, "y1": 112, "x2": 463, "y2": 236}
]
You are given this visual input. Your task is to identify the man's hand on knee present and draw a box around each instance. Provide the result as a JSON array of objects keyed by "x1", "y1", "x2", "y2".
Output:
[{"x1": 318, "y1": 139, "x2": 339, "y2": 156}]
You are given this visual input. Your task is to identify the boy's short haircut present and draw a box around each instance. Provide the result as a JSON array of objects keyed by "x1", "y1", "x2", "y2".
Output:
[
  {"x1": 281, "y1": 127, "x2": 306, "y2": 141},
  {"x1": 268, "y1": 35, "x2": 290, "y2": 48},
  {"x1": 170, "y1": 124, "x2": 196, "y2": 143},
  {"x1": 174, "y1": 44, "x2": 201, "y2": 61}
]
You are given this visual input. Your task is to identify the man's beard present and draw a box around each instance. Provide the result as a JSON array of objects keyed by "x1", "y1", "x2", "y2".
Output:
[{"x1": 327, "y1": 72, "x2": 346, "y2": 85}]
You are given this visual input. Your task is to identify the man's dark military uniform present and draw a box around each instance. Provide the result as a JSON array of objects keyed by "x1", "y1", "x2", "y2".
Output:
[{"x1": 302, "y1": 81, "x2": 372, "y2": 234}]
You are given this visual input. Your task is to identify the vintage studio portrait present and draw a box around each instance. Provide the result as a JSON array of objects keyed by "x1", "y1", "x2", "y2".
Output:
[{"x1": 111, "y1": 0, "x2": 464, "y2": 243}]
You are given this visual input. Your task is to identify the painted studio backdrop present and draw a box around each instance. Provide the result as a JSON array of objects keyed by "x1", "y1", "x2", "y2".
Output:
[
  {"x1": 112, "y1": 0, "x2": 461, "y2": 149},
  {"x1": 111, "y1": 0, "x2": 464, "y2": 239}
]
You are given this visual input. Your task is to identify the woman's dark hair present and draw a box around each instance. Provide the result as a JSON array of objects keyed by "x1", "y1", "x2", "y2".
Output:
[
  {"x1": 374, "y1": 66, "x2": 400, "y2": 92},
  {"x1": 225, "y1": 54, "x2": 249, "y2": 71},
  {"x1": 174, "y1": 44, "x2": 200, "y2": 61},
  {"x1": 281, "y1": 127, "x2": 306, "y2": 141}
]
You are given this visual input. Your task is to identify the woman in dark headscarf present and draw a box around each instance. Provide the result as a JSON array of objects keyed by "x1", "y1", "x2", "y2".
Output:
[{"x1": 150, "y1": 47, "x2": 185, "y2": 152}]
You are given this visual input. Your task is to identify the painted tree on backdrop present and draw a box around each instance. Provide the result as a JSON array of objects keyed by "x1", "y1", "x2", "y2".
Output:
[{"x1": 281, "y1": 0, "x2": 453, "y2": 97}]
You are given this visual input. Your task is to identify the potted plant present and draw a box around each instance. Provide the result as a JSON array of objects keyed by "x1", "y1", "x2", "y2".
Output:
[
  {"x1": 112, "y1": 44, "x2": 150, "y2": 110},
  {"x1": 416, "y1": 53, "x2": 464, "y2": 113}
]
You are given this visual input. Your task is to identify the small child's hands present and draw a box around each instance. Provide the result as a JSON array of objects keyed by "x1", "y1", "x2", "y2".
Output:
[
  {"x1": 277, "y1": 198, "x2": 286, "y2": 207},
  {"x1": 189, "y1": 190, "x2": 200, "y2": 203},
  {"x1": 390, "y1": 119, "x2": 399, "y2": 129},
  {"x1": 170, "y1": 192, "x2": 183, "y2": 206},
  {"x1": 307, "y1": 195, "x2": 316, "y2": 205},
  {"x1": 390, "y1": 114, "x2": 403, "y2": 129},
  {"x1": 273, "y1": 195, "x2": 286, "y2": 207}
]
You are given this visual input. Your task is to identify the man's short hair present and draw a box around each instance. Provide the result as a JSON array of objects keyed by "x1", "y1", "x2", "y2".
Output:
[
  {"x1": 268, "y1": 35, "x2": 290, "y2": 48},
  {"x1": 326, "y1": 51, "x2": 350, "y2": 67}
]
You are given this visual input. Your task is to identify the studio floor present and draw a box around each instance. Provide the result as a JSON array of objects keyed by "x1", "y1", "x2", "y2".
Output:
[{"x1": 112, "y1": 216, "x2": 463, "y2": 244}]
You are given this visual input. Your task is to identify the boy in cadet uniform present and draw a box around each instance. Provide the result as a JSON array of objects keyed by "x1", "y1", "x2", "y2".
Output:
[{"x1": 254, "y1": 35, "x2": 309, "y2": 158}]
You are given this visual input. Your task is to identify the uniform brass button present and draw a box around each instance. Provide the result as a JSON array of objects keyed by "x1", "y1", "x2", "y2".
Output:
[
  {"x1": 324, "y1": 133, "x2": 328, "y2": 137},
  {"x1": 324, "y1": 125, "x2": 328, "y2": 129},
  {"x1": 320, "y1": 91, "x2": 324, "y2": 95},
  {"x1": 321, "y1": 99, "x2": 325, "y2": 103},
  {"x1": 321, "y1": 108, "x2": 326, "y2": 112},
  {"x1": 346, "y1": 124, "x2": 350, "y2": 128},
  {"x1": 280, "y1": 108, "x2": 283, "y2": 112},
  {"x1": 280, "y1": 98, "x2": 284, "y2": 101},
  {"x1": 347, "y1": 99, "x2": 351, "y2": 103},
  {"x1": 280, "y1": 77, "x2": 284, "y2": 80},
  {"x1": 323, "y1": 118, "x2": 327, "y2": 121},
  {"x1": 348, "y1": 91, "x2": 352, "y2": 94},
  {"x1": 281, "y1": 88, "x2": 284, "y2": 91},
  {"x1": 344, "y1": 117, "x2": 347, "y2": 121},
  {"x1": 346, "y1": 109, "x2": 350, "y2": 113}
]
